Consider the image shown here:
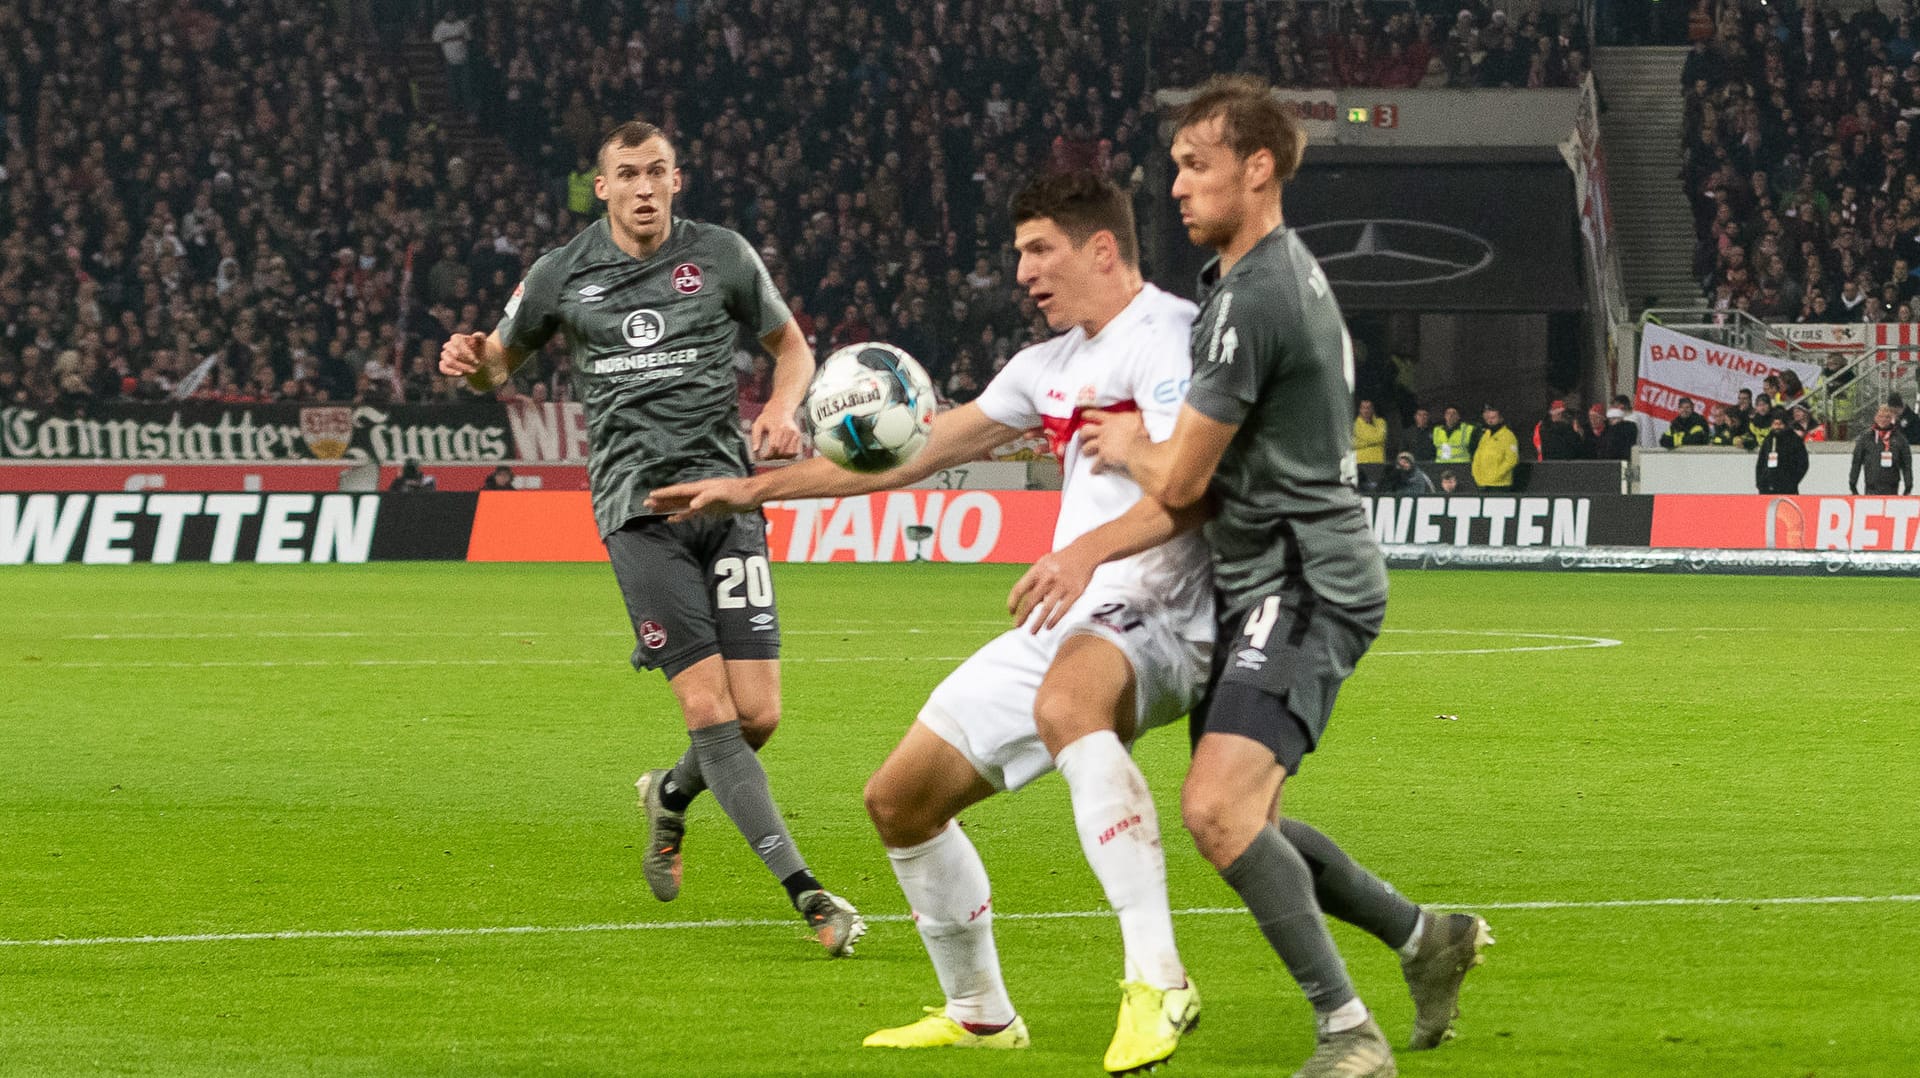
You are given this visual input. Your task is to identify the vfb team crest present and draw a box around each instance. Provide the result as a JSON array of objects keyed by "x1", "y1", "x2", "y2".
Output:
[
  {"x1": 622, "y1": 309, "x2": 666, "y2": 348},
  {"x1": 672, "y1": 263, "x2": 703, "y2": 295}
]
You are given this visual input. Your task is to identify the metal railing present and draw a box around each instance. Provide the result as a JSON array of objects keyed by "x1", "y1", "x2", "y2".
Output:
[{"x1": 1800, "y1": 346, "x2": 1920, "y2": 442}]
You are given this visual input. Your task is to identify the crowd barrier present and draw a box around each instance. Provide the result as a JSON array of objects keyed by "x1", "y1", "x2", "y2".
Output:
[{"x1": 6, "y1": 491, "x2": 1920, "y2": 571}]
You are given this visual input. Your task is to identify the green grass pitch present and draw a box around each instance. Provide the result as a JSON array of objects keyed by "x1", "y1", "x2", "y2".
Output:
[{"x1": 3, "y1": 564, "x2": 1916, "y2": 1077}]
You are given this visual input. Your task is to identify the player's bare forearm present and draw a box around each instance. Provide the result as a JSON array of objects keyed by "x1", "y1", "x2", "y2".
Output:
[
  {"x1": 649, "y1": 405, "x2": 1017, "y2": 518},
  {"x1": 1071, "y1": 495, "x2": 1210, "y2": 567},
  {"x1": 761, "y1": 320, "x2": 815, "y2": 416}
]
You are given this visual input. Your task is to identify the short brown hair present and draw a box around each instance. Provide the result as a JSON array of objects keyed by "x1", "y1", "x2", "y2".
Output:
[
  {"x1": 598, "y1": 120, "x2": 674, "y2": 168},
  {"x1": 1009, "y1": 170, "x2": 1139, "y2": 265},
  {"x1": 1172, "y1": 74, "x2": 1305, "y2": 184}
]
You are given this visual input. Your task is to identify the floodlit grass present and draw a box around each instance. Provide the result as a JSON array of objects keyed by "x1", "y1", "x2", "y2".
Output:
[{"x1": 3, "y1": 565, "x2": 1916, "y2": 1076}]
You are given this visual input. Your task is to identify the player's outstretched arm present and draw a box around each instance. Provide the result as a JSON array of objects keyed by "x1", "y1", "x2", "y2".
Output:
[
  {"x1": 749, "y1": 319, "x2": 816, "y2": 460},
  {"x1": 438, "y1": 331, "x2": 531, "y2": 393},
  {"x1": 1080, "y1": 402, "x2": 1239, "y2": 509},
  {"x1": 645, "y1": 403, "x2": 1021, "y2": 521},
  {"x1": 1008, "y1": 495, "x2": 1212, "y2": 633}
]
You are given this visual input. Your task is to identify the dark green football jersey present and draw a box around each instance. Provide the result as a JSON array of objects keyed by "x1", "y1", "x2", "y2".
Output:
[
  {"x1": 496, "y1": 217, "x2": 791, "y2": 536},
  {"x1": 1184, "y1": 226, "x2": 1388, "y2": 610}
]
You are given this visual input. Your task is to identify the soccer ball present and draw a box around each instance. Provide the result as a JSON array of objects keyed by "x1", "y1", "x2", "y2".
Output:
[{"x1": 803, "y1": 342, "x2": 936, "y2": 473}]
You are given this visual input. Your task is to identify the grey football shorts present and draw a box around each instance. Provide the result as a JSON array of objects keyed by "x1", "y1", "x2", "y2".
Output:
[
  {"x1": 1190, "y1": 577, "x2": 1384, "y2": 775},
  {"x1": 605, "y1": 512, "x2": 781, "y2": 681}
]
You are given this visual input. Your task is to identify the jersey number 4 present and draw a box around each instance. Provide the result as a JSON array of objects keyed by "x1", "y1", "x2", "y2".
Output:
[{"x1": 714, "y1": 555, "x2": 774, "y2": 609}]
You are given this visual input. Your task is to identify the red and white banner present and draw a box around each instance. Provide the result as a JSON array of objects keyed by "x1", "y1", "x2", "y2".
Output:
[{"x1": 1636, "y1": 324, "x2": 1824, "y2": 423}]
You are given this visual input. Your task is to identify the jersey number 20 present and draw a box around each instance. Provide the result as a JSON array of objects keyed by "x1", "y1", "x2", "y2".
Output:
[{"x1": 714, "y1": 555, "x2": 774, "y2": 609}]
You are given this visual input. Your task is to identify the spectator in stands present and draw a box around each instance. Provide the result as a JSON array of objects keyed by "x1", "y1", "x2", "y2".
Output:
[
  {"x1": 482, "y1": 465, "x2": 517, "y2": 491},
  {"x1": 1611, "y1": 394, "x2": 1649, "y2": 448},
  {"x1": 1729, "y1": 387, "x2": 1756, "y2": 431},
  {"x1": 945, "y1": 352, "x2": 984, "y2": 405},
  {"x1": 1380, "y1": 451, "x2": 1435, "y2": 494},
  {"x1": 1353, "y1": 398, "x2": 1388, "y2": 466},
  {"x1": 1585, "y1": 403, "x2": 1634, "y2": 460},
  {"x1": 1711, "y1": 406, "x2": 1758, "y2": 450},
  {"x1": 1471, "y1": 405, "x2": 1520, "y2": 491},
  {"x1": 1756, "y1": 414, "x2": 1810, "y2": 495},
  {"x1": 389, "y1": 459, "x2": 437, "y2": 492},
  {"x1": 1433, "y1": 405, "x2": 1474, "y2": 464},
  {"x1": 1790, "y1": 402, "x2": 1826, "y2": 442},
  {"x1": 1401, "y1": 405, "x2": 1436, "y2": 461},
  {"x1": 1439, "y1": 470, "x2": 1461, "y2": 494},
  {"x1": 1890, "y1": 393, "x2": 1920, "y2": 444},
  {"x1": 1661, "y1": 397, "x2": 1713, "y2": 448},
  {"x1": 1534, "y1": 399, "x2": 1586, "y2": 460},
  {"x1": 1850, "y1": 404, "x2": 1915, "y2": 495}
]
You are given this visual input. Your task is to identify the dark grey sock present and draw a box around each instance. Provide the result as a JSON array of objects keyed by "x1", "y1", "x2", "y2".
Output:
[
  {"x1": 1221, "y1": 825, "x2": 1358, "y2": 1015},
  {"x1": 659, "y1": 747, "x2": 703, "y2": 813},
  {"x1": 689, "y1": 721, "x2": 810, "y2": 886},
  {"x1": 1281, "y1": 818, "x2": 1421, "y2": 950}
]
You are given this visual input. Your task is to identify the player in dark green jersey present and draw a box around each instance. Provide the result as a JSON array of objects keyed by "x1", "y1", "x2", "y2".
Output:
[
  {"x1": 1009, "y1": 77, "x2": 1491, "y2": 1076},
  {"x1": 439, "y1": 120, "x2": 864, "y2": 956}
]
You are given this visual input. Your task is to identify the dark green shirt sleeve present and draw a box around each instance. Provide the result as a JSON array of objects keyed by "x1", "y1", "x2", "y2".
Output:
[
  {"x1": 496, "y1": 249, "x2": 567, "y2": 354},
  {"x1": 1185, "y1": 282, "x2": 1288, "y2": 427},
  {"x1": 721, "y1": 231, "x2": 793, "y2": 339}
]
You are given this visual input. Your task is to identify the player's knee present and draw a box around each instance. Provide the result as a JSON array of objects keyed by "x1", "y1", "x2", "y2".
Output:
[
  {"x1": 864, "y1": 774, "x2": 934, "y2": 847},
  {"x1": 735, "y1": 698, "x2": 780, "y2": 749},
  {"x1": 1180, "y1": 785, "x2": 1249, "y2": 867},
  {"x1": 676, "y1": 690, "x2": 738, "y2": 730},
  {"x1": 1035, "y1": 683, "x2": 1123, "y2": 757}
]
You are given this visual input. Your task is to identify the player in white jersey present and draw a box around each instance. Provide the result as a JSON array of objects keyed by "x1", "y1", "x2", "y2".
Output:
[{"x1": 647, "y1": 172, "x2": 1209, "y2": 1075}]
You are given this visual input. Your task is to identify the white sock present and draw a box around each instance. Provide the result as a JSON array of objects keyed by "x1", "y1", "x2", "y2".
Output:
[
  {"x1": 1056, "y1": 730, "x2": 1186, "y2": 990},
  {"x1": 887, "y1": 822, "x2": 1016, "y2": 1027},
  {"x1": 1323, "y1": 996, "x2": 1371, "y2": 1034},
  {"x1": 1396, "y1": 910, "x2": 1427, "y2": 960}
]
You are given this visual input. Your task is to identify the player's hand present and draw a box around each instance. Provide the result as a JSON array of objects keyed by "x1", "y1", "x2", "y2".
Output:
[
  {"x1": 1007, "y1": 545, "x2": 1098, "y2": 634},
  {"x1": 1078, "y1": 409, "x2": 1146, "y2": 474},
  {"x1": 751, "y1": 400, "x2": 805, "y2": 461},
  {"x1": 645, "y1": 477, "x2": 761, "y2": 522},
  {"x1": 439, "y1": 332, "x2": 490, "y2": 378}
]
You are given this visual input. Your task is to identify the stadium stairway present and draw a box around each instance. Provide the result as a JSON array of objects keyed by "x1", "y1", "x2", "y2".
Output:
[
  {"x1": 1592, "y1": 46, "x2": 1699, "y2": 314},
  {"x1": 399, "y1": 37, "x2": 514, "y2": 177}
]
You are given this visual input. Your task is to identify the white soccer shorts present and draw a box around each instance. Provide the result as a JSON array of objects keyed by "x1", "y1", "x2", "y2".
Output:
[{"x1": 917, "y1": 586, "x2": 1211, "y2": 792}]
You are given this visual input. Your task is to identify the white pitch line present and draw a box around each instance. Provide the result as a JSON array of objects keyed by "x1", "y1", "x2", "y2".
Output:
[
  {"x1": 54, "y1": 624, "x2": 1017, "y2": 641},
  {"x1": 23, "y1": 656, "x2": 979, "y2": 671},
  {"x1": 5, "y1": 894, "x2": 1914, "y2": 949},
  {"x1": 29, "y1": 630, "x2": 1619, "y2": 666}
]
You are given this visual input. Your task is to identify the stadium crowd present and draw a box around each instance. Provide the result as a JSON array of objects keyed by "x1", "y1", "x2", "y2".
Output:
[
  {"x1": 2, "y1": 0, "x2": 1575, "y2": 417},
  {"x1": 1683, "y1": 0, "x2": 1920, "y2": 325}
]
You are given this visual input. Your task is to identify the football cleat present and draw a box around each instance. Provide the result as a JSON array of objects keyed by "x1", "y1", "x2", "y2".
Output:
[
  {"x1": 1292, "y1": 1015, "x2": 1396, "y2": 1078},
  {"x1": 634, "y1": 770, "x2": 685, "y2": 902},
  {"x1": 1104, "y1": 979, "x2": 1202, "y2": 1074},
  {"x1": 1400, "y1": 909, "x2": 1494, "y2": 1050},
  {"x1": 862, "y1": 1008, "x2": 1031, "y2": 1050},
  {"x1": 797, "y1": 888, "x2": 867, "y2": 957}
]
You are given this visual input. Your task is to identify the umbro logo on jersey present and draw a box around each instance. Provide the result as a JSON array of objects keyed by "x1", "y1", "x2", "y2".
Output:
[
  {"x1": 622, "y1": 309, "x2": 666, "y2": 348},
  {"x1": 672, "y1": 263, "x2": 704, "y2": 295},
  {"x1": 749, "y1": 613, "x2": 775, "y2": 631},
  {"x1": 578, "y1": 284, "x2": 608, "y2": 305},
  {"x1": 1233, "y1": 647, "x2": 1268, "y2": 671}
]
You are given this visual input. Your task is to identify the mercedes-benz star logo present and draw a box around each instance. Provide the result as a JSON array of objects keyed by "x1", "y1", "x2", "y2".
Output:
[{"x1": 1295, "y1": 219, "x2": 1495, "y2": 287}]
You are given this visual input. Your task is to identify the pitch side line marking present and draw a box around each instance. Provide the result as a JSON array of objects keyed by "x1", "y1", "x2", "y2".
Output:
[
  {"x1": 6, "y1": 895, "x2": 1915, "y2": 949},
  {"x1": 54, "y1": 626, "x2": 1016, "y2": 640}
]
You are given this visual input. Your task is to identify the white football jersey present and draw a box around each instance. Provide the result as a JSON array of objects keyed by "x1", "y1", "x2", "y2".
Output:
[{"x1": 976, "y1": 284, "x2": 1214, "y2": 641}]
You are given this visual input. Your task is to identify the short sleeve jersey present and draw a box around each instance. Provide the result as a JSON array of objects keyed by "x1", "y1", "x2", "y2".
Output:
[
  {"x1": 975, "y1": 284, "x2": 1213, "y2": 640},
  {"x1": 495, "y1": 217, "x2": 791, "y2": 536},
  {"x1": 1183, "y1": 227, "x2": 1388, "y2": 611}
]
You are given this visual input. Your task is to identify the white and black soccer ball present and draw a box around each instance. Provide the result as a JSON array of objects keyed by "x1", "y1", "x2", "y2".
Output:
[{"x1": 803, "y1": 342, "x2": 936, "y2": 473}]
